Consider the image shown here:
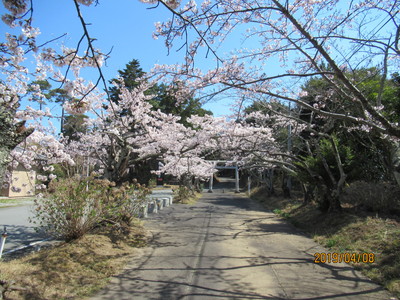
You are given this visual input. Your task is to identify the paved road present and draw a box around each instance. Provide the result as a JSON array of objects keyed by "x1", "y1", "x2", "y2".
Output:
[
  {"x1": 92, "y1": 191, "x2": 394, "y2": 300},
  {"x1": 0, "y1": 203, "x2": 48, "y2": 255}
]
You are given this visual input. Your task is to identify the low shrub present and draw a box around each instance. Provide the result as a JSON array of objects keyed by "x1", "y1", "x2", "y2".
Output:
[
  {"x1": 148, "y1": 178, "x2": 157, "y2": 188},
  {"x1": 173, "y1": 185, "x2": 194, "y2": 203},
  {"x1": 342, "y1": 181, "x2": 400, "y2": 214},
  {"x1": 100, "y1": 179, "x2": 150, "y2": 227},
  {"x1": 32, "y1": 176, "x2": 150, "y2": 241}
]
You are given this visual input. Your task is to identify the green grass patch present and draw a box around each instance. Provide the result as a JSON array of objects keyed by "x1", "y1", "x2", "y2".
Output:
[
  {"x1": 272, "y1": 208, "x2": 282, "y2": 214},
  {"x1": 0, "y1": 198, "x2": 16, "y2": 204},
  {"x1": 0, "y1": 197, "x2": 34, "y2": 206},
  {"x1": 273, "y1": 208, "x2": 291, "y2": 219}
]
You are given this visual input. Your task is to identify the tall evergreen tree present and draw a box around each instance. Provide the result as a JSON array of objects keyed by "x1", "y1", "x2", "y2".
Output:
[
  {"x1": 149, "y1": 83, "x2": 211, "y2": 127},
  {"x1": 109, "y1": 58, "x2": 212, "y2": 124},
  {"x1": 109, "y1": 59, "x2": 145, "y2": 103}
]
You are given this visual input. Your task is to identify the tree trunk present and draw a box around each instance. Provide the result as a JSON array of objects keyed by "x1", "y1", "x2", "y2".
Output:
[
  {"x1": 301, "y1": 183, "x2": 314, "y2": 205},
  {"x1": 0, "y1": 147, "x2": 11, "y2": 188},
  {"x1": 180, "y1": 173, "x2": 193, "y2": 191},
  {"x1": 267, "y1": 168, "x2": 275, "y2": 196},
  {"x1": 0, "y1": 105, "x2": 34, "y2": 186},
  {"x1": 327, "y1": 190, "x2": 342, "y2": 212},
  {"x1": 281, "y1": 173, "x2": 291, "y2": 198},
  {"x1": 391, "y1": 142, "x2": 400, "y2": 187},
  {"x1": 316, "y1": 136, "x2": 346, "y2": 212},
  {"x1": 318, "y1": 186, "x2": 342, "y2": 212}
]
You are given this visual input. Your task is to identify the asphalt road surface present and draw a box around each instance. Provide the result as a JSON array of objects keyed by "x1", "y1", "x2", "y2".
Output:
[
  {"x1": 0, "y1": 202, "x2": 48, "y2": 255},
  {"x1": 92, "y1": 190, "x2": 394, "y2": 300}
]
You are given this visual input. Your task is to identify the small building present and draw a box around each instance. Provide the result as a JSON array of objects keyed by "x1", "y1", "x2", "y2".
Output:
[{"x1": 1, "y1": 163, "x2": 36, "y2": 197}]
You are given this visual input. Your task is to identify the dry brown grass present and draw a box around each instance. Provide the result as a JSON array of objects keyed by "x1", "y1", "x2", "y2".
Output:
[
  {"x1": 179, "y1": 192, "x2": 202, "y2": 204},
  {"x1": 153, "y1": 185, "x2": 175, "y2": 190},
  {"x1": 0, "y1": 221, "x2": 147, "y2": 300}
]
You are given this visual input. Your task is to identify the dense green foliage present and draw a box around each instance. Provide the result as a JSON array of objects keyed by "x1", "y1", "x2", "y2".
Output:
[
  {"x1": 149, "y1": 83, "x2": 211, "y2": 127},
  {"x1": 109, "y1": 59, "x2": 145, "y2": 104},
  {"x1": 246, "y1": 68, "x2": 400, "y2": 212},
  {"x1": 63, "y1": 114, "x2": 89, "y2": 141}
]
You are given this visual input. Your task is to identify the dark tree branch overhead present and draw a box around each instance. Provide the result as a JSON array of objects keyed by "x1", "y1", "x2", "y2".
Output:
[
  {"x1": 73, "y1": 0, "x2": 111, "y2": 102},
  {"x1": 157, "y1": 0, "x2": 224, "y2": 67},
  {"x1": 271, "y1": 0, "x2": 400, "y2": 137},
  {"x1": 145, "y1": 0, "x2": 400, "y2": 138}
]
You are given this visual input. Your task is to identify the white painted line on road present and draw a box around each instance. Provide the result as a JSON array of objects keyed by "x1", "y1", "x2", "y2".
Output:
[{"x1": 3, "y1": 237, "x2": 52, "y2": 256}]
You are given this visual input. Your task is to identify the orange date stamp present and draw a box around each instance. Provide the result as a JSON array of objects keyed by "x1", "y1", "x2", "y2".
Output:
[{"x1": 314, "y1": 252, "x2": 375, "y2": 264}]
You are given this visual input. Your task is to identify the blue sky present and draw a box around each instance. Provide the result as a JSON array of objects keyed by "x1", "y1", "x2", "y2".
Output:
[
  {"x1": 1, "y1": 0, "x2": 392, "y2": 122},
  {"x1": 0, "y1": 0, "x2": 237, "y2": 117}
]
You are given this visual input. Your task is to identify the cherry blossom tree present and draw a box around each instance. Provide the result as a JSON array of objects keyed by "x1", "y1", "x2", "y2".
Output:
[
  {"x1": 60, "y1": 72, "x2": 281, "y2": 190},
  {"x1": 136, "y1": 0, "x2": 400, "y2": 210},
  {"x1": 65, "y1": 80, "x2": 215, "y2": 185},
  {"x1": 4, "y1": 0, "x2": 398, "y2": 210},
  {"x1": 0, "y1": 0, "x2": 109, "y2": 190},
  {"x1": 141, "y1": 0, "x2": 400, "y2": 138}
]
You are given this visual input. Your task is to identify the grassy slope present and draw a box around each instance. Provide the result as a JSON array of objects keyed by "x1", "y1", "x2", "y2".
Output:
[
  {"x1": 0, "y1": 221, "x2": 147, "y2": 300},
  {"x1": 251, "y1": 187, "x2": 400, "y2": 299}
]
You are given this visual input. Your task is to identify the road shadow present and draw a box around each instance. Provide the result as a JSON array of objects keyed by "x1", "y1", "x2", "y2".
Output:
[
  {"x1": 1, "y1": 224, "x2": 48, "y2": 252},
  {"x1": 92, "y1": 187, "x2": 394, "y2": 300},
  {"x1": 96, "y1": 252, "x2": 388, "y2": 300}
]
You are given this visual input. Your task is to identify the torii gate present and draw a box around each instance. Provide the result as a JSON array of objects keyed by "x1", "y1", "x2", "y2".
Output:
[{"x1": 208, "y1": 160, "x2": 240, "y2": 193}]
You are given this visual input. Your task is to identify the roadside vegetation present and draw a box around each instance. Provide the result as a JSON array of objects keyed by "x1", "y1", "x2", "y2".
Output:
[
  {"x1": 31, "y1": 176, "x2": 150, "y2": 242},
  {"x1": 0, "y1": 171, "x2": 198, "y2": 299},
  {"x1": 0, "y1": 175, "x2": 151, "y2": 299},
  {"x1": 173, "y1": 184, "x2": 202, "y2": 204},
  {"x1": 251, "y1": 183, "x2": 400, "y2": 298},
  {"x1": 0, "y1": 223, "x2": 147, "y2": 299}
]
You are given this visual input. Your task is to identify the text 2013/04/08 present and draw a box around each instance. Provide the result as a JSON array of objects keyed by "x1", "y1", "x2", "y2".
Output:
[{"x1": 314, "y1": 252, "x2": 375, "y2": 264}]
